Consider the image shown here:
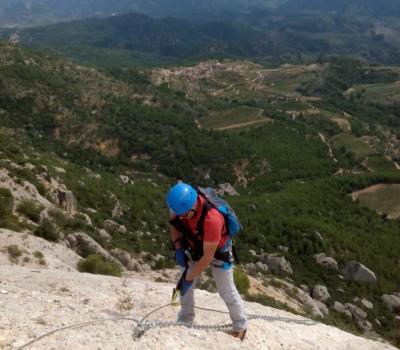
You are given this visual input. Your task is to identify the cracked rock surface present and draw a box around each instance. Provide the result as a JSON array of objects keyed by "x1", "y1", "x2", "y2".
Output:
[{"x1": 0, "y1": 265, "x2": 397, "y2": 350}]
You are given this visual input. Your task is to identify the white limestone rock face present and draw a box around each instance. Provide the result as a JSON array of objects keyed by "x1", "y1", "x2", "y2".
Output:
[
  {"x1": 0, "y1": 168, "x2": 53, "y2": 210},
  {"x1": 0, "y1": 229, "x2": 81, "y2": 270},
  {"x1": 0, "y1": 265, "x2": 397, "y2": 350}
]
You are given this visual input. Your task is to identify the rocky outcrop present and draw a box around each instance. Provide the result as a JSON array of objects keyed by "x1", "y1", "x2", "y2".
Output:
[
  {"x1": 0, "y1": 168, "x2": 52, "y2": 210},
  {"x1": 112, "y1": 200, "x2": 124, "y2": 218},
  {"x1": 79, "y1": 213, "x2": 93, "y2": 226},
  {"x1": 333, "y1": 301, "x2": 352, "y2": 319},
  {"x1": 118, "y1": 225, "x2": 128, "y2": 234},
  {"x1": 36, "y1": 173, "x2": 77, "y2": 214},
  {"x1": 64, "y1": 232, "x2": 125, "y2": 270},
  {"x1": 255, "y1": 262, "x2": 269, "y2": 271},
  {"x1": 103, "y1": 219, "x2": 119, "y2": 231},
  {"x1": 342, "y1": 261, "x2": 377, "y2": 283},
  {"x1": 381, "y1": 294, "x2": 400, "y2": 313},
  {"x1": 296, "y1": 289, "x2": 324, "y2": 318},
  {"x1": 345, "y1": 303, "x2": 368, "y2": 322},
  {"x1": 108, "y1": 192, "x2": 124, "y2": 218},
  {"x1": 0, "y1": 229, "x2": 80, "y2": 270},
  {"x1": 119, "y1": 175, "x2": 130, "y2": 184},
  {"x1": 57, "y1": 186, "x2": 77, "y2": 214},
  {"x1": 97, "y1": 229, "x2": 112, "y2": 242},
  {"x1": 311, "y1": 285, "x2": 331, "y2": 302},
  {"x1": 214, "y1": 183, "x2": 239, "y2": 196},
  {"x1": 315, "y1": 300, "x2": 329, "y2": 316},
  {"x1": 314, "y1": 253, "x2": 338, "y2": 270},
  {"x1": 263, "y1": 254, "x2": 293, "y2": 274},
  {"x1": 110, "y1": 248, "x2": 142, "y2": 271},
  {"x1": 354, "y1": 297, "x2": 374, "y2": 310}
]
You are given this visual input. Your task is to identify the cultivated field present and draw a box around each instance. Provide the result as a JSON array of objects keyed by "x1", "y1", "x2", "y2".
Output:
[
  {"x1": 352, "y1": 184, "x2": 400, "y2": 219},
  {"x1": 330, "y1": 133, "x2": 374, "y2": 160},
  {"x1": 351, "y1": 81, "x2": 400, "y2": 104},
  {"x1": 199, "y1": 106, "x2": 266, "y2": 130}
]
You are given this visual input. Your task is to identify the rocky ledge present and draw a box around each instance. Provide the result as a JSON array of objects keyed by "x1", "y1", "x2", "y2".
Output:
[{"x1": 0, "y1": 266, "x2": 397, "y2": 350}]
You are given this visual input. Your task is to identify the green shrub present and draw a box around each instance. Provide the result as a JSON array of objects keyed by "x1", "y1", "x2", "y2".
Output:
[
  {"x1": 7, "y1": 245, "x2": 22, "y2": 263},
  {"x1": 49, "y1": 209, "x2": 89, "y2": 233},
  {"x1": 63, "y1": 216, "x2": 88, "y2": 231},
  {"x1": 79, "y1": 242, "x2": 97, "y2": 258},
  {"x1": 33, "y1": 251, "x2": 44, "y2": 258},
  {"x1": 17, "y1": 199, "x2": 43, "y2": 223},
  {"x1": 0, "y1": 188, "x2": 20, "y2": 231},
  {"x1": 388, "y1": 328, "x2": 400, "y2": 348},
  {"x1": 77, "y1": 254, "x2": 122, "y2": 277},
  {"x1": 34, "y1": 219, "x2": 60, "y2": 242},
  {"x1": 48, "y1": 209, "x2": 69, "y2": 227},
  {"x1": 233, "y1": 268, "x2": 250, "y2": 295}
]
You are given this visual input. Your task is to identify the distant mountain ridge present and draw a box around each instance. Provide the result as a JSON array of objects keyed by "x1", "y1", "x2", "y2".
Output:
[
  {"x1": 280, "y1": 0, "x2": 400, "y2": 17},
  {"x1": 2, "y1": 0, "x2": 400, "y2": 29},
  {"x1": 0, "y1": 0, "x2": 283, "y2": 28},
  {"x1": 1, "y1": 13, "x2": 271, "y2": 60},
  {"x1": 4, "y1": 10, "x2": 400, "y2": 67}
]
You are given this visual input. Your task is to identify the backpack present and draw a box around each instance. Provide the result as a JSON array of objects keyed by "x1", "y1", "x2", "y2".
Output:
[{"x1": 197, "y1": 186, "x2": 242, "y2": 238}]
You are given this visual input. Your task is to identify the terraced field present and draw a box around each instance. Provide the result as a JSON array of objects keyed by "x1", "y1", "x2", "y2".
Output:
[
  {"x1": 351, "y1": 81, "x2": 400, "y2": 104},
  {"x1": 352, "y1": 184, "x2": 400, "y2": 219},
  {"x1": 365, "y1": 155, "x2": 398, "y2": 172},
  {"x1": 330, "y1": 133, "x2": 374, "y2": 160},
  {"x1": 199, "y1": 106, "x2": 267, "y2": 130},
  {"x1": 151, "y1": 61, "x2": 320, "y2": 102}
]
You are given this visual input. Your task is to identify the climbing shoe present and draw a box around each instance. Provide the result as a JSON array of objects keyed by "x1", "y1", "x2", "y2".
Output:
[{"x1": 228, "y1": 329, "x2": 247, "y2": 341}]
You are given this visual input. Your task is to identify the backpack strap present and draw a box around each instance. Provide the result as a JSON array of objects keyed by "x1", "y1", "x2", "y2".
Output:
[
  {"x1": 196, "y1": 192, "x2": 229, "y2": 238},
  {"x1": 195, "y1": 198, "x2": 213, "y2": 239},
  {"x1": 169, "y1": 200, "x2": 232, "y2": 263},
  {"x1": 169, "y1": 215, "x2": 204, "y2": 261},
  {"x1": 231, "y1": 244, "x2": 240, "y2": 265}
]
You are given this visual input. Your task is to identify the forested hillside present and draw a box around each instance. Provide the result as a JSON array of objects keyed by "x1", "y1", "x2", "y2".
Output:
[
  {"x1": 280, "y1": 0, "x2": 400, "y2": 17},
  {"x1": 1, "y1": 33, "x2": 400, "y2": 346},
  {"x1": 2, "y1": 0, "x2": 400, "y2": 28},
  {"x1": 0, "y1": 0, "x2": 283, "y2": 27},
  {"x1": 3, "y1": 9, "x2": 400, "y2": 68}
]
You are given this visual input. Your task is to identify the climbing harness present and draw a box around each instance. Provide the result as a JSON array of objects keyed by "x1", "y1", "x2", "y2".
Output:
[{"x1": 16, "y1": 302, "x2": 317, "y2": 349}]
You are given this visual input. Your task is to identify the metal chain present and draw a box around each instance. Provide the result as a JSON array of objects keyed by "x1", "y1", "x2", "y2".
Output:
[
  {"x1": 133, "y1": 320, "x2": 233, "y2": 340},
  {"x1": 15, "y1": 303, "x2": 317, "y2": 347},
  {"x1": 133, "y1": 303, "x2": 316, "y2": 340}
]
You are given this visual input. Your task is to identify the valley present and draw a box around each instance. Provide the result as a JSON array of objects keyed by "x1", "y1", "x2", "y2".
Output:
[{"x1": 1, "y1": 1, "x2": 400, "y2": 348}]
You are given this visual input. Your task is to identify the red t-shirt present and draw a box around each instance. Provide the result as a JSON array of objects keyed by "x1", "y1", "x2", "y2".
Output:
[{"x1": 178, "y1": 195, "x2": 228, "y2": 248}]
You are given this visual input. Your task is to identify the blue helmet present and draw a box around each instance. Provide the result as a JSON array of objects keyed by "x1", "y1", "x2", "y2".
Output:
[{"x1": 166, "y1": 183, "x2": 197, "y2": 215}]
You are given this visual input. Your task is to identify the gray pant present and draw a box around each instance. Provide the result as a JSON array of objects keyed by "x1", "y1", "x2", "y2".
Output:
[{"x1": 178, "y1": 260, "x2": 248, "y2": 331}]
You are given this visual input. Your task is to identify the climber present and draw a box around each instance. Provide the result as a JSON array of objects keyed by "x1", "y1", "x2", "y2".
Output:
[{"x1": 166, "y1": 182, "x2": 247, "y2": 340}]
